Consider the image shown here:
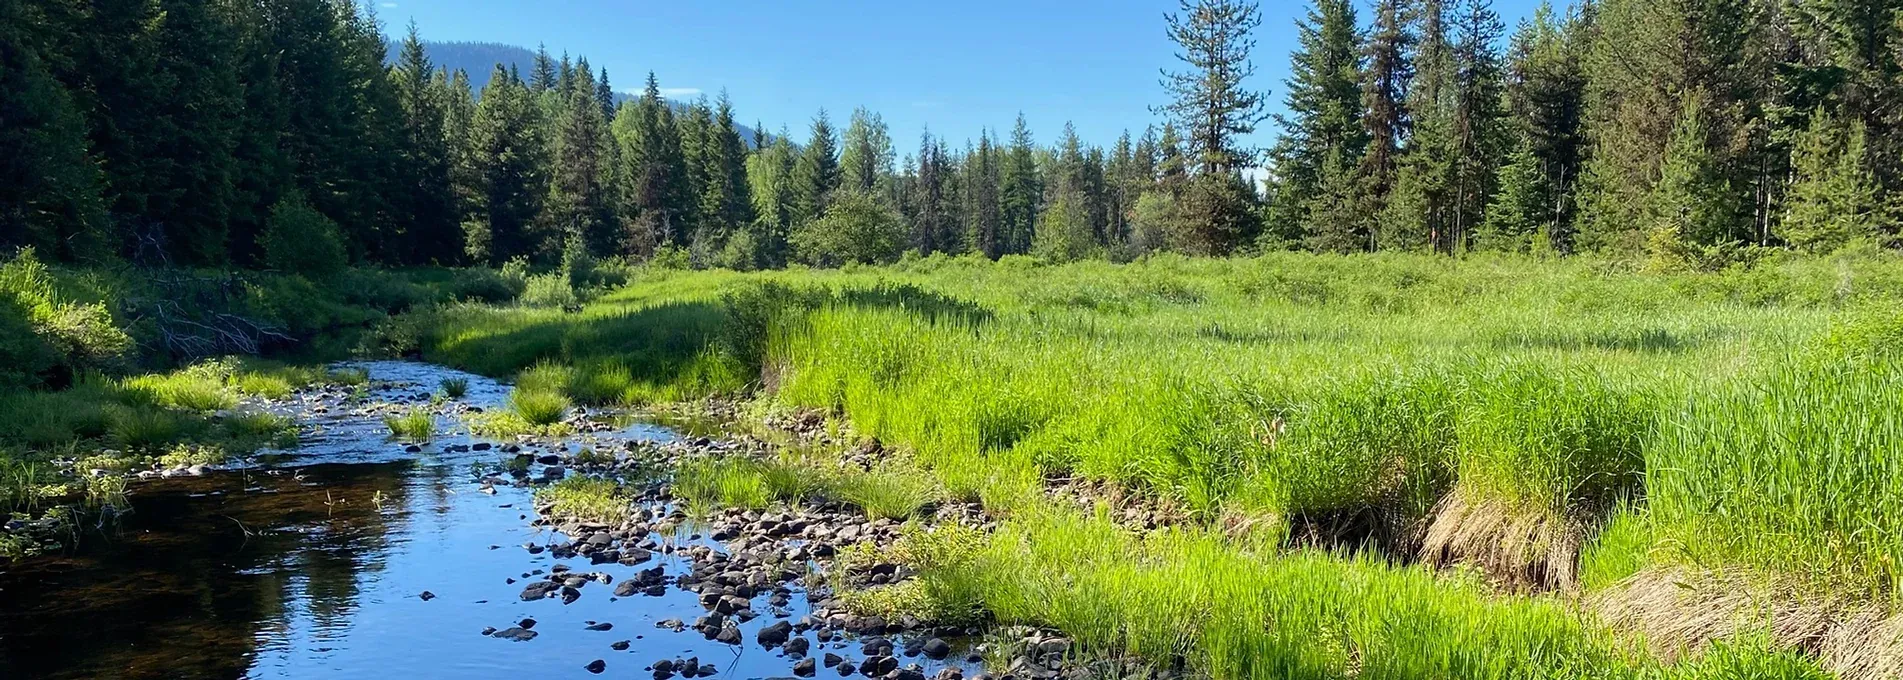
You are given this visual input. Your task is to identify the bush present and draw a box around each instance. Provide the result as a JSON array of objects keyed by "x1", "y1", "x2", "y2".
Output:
[
  {"x1": 521, "y1": 273, "x2": 578, "y2": 308},
  {"x1": 446, "y1": 268, "x2": 523, "y2": 303},
  {"x1": 261, "y1": 196, "x2": 348, "y2": 278}
]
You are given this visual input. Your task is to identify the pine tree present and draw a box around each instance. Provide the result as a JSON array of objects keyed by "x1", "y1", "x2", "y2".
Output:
[
  {"x1": 1475, "y1": 142, "x2": 1545, "y2": 251},
  {"x1": 392, "y1": 24, "x2": 459, "y2": 264},
  {"x1": 1161, "y1": 0, "x2": 1272, "y2": 253},
  {"x1": 1501, "y1": 2, "x2": 1589, "y2": 251},
  {"x1": 1000, "y1": 114, "x2": 1043, "y2": 255},
  {"x1": 465, "y1": 65, "x2": 543, "y2": 263},
  {"x1": 706, "y1": 92, "x2": 754, "y2": 240},
  {"x1": 964, "y1": 132, "x2": 1005, "y2": 258},
  {"x1": 1357, "y1": 0, "x2": 1414, "y2": 239},
  {"x1": 444, "y1": 68, "x2": 480, "y2": 242},
  {"x1": 791, "y1": 110, "x2": 841, "y2": 227},
  {"x1": 0, "y1": 0, "x2": 108, "y2": 261},
  {"x1": 1445, "y1": 0, "x2": 1507, "y2": 252},
  {"x1": 542, "y1": 65, "x2": 616, "y2": 259},
  {"x1": 1382, "y1": 0, "x2": 1455, "y2": 250},
  {"x1": 1648, "y1": 95, "x2": 1740, "y2": 262},
  {"x1": 529, "y1": 43, "x2": 557, "y2": 93},
  {"x1": 1781, "y1": 110, "x2": 1885, "y2": 250},
  {"x1": 614, "y1": 73, "x2": 692, "y2": 251},
  {"x1": 1265, "y1": 0, "x2": 1362, "y2": 249}
]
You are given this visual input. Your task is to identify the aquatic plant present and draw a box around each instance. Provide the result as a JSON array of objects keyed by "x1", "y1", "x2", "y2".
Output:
[
  {"x1": 382, "y1": 408, "x2": 436, "y2": 443},
  {"x1": 440, "y1": 377, "x2": 468, "y2": 398},
  {"x1": 509, "y1": 389, "x2": 569, "y2": 426}
]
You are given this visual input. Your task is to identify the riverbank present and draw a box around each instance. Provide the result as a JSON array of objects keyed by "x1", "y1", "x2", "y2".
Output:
[{"x1": 399, "y1": 250, "x2": 1903, "y2": 678}]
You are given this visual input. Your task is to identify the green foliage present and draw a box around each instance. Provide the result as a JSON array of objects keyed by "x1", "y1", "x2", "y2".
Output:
[
  {"x1": 792, "y1": 190, "x2": 905, "y2": 266},
  {"x1": 261, "y1": 196, "x2": 350, "y2": 278},
  {"x1": 440, "y1": 377, "x2": 468, "y2": 398},
  {"x1": 509, "y1": 389, "x2": 570, "y2": 426},
  {"x1": 536, "y1": 476, "x2": 630, "y2": 522},
  {"x1": 1780, "y1": 113, "x2": 1885, "y2": 252},
  {"x1": 382, "y1": 408, "x2": 436, "y2": 442},
  {"x1": 521, "y1": 272, "x2": 579, "y2": 308}
]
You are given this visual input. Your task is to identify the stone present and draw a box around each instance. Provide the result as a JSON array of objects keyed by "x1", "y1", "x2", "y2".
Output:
[
  {"x1": 585, "y1": 659, "x2": 607, "y2": 674},
  {"x1": 793, "y1": 658, "x2": 817, "y2": 677},
  {"x1": 492, "y1": 626, "x2": 537, "y2": 642},
  {"x1": 757, "y1": 620, "x2": 793, "y2": 647},
  {"x1": 922, "y1": 638, "x2": 951, "y2": 660}
]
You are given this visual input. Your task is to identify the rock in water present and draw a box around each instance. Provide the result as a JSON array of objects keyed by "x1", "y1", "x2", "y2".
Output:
[
  {"x1": 793, "y1": 657, "x2": 817, "y2": 677},
  {"x1": 492, "y1": 627, "x2": 538, "y2": 642},
  {"x1": 585, "y1": 659, "x2": 607, "y2": 674},
  {"x1": 922, "y1": 638, "x2": 951, "y2": 660},
  {"x1": 757, "y1": 620, "x2": 793, "y2": 647}
]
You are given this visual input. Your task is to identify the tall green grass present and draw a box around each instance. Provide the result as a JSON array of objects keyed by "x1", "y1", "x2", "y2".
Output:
[{"x1": 403, "y1": 252, "x2": 1903, "y2": 674}]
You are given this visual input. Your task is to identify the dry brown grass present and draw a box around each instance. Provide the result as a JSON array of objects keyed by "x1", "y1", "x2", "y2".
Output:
[
  {"x1": 1421, "y1": 492, "x2": 1586, "y2": 591},
  {"x1": 1591, "y1": 567, "x2": 1903, "y2": 680}
]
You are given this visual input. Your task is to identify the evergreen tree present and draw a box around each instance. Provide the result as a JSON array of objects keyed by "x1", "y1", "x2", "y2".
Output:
[
  {"x1": 528, "y1": 43, "x2": 557, "y2": 93},
  {"x1": 1382, "y1": 0, "x2": 1455, "y2": 250},
  {"x1": 1475, "y1": 142, "x2": 1545, "y2": 251},
  {"x1": 1647, "y1": 95, "x2": 1741, "y2": 263},
  {"x1": 791, "y1": 110, "x2": 841, "y2": 227},
  {"x1": 1445, "y1": 0, "x2": 1507, "y2": 252},
  {"x1": 1357, "y1": 0, "x2": 1414, "y2": 242},
  {"x1": 743, "y1": 128, "x2": 797, "y2": 268},
  {"x1": 964, "y1": 132, "x2": 1005, "y2": 258},
  {"x1": 1501, "y1": 2, "x2": 1589, "y2": 251},
  {"x1": 542, "y1": 65, "x2": 616, "y2": 258},
  {"x1": 1162, "y1": 0, "x2": 1271, "y2": 253},
  {"x1": 0, "y1": 0, "x2": 108, "y2": 261},
  {"x1": 697, "y1": 91, "x2": 754, "y2": 243},
  {"x1": 465, "y1": 65, "x2": 543, "y2": 263},
  {"x1": 1265, "y1": 0, "x2": 1362, "y2": 249},
  {"x1": 1000, "y1": 114, "x2": 1043, "y2": 255},
  {"x1": 1781, "y1": 111, "x2": 1885, "y2": 250},
  {"x1": 392, "y1": 24, "x2": 459, "y2": 264},
  {"x1": 614, "y1": 73, "x2": 692, "y2": 251}
]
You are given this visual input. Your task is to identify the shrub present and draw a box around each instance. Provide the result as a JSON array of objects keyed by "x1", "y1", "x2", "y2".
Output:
[
  {"x1": 447, "y1": 268, "x2": 524, "y2": 303},
  {"x1": 510, "y1": 389, "x2": 569, "y2": 426},
  {"x1": 261, "y1": 196, "x2": 348, "y2": 278},
  {"x1": 521, "y1": 272, "x2": 578, "y2": 308}
]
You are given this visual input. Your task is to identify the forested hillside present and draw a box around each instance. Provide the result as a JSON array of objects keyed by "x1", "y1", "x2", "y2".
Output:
[{"x1": 9, "y1": 0, "x2": 1903, "y2": 277}]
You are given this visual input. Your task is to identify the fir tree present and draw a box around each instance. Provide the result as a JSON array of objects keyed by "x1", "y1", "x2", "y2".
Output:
[
  {"x1": 0, "y1": 0, "x2": 108, "y2": 261},
  {"x1": 465, "y1": 65, "x2": 544, "y2": 263},
  {"x1": 1266, "y1": 0, "x2": 1362, "y2": 248},
  {"x1": 1000, "y1": 114, "x2": 1043, "y2": 255},
  {"x1": 791, "y1": 110, "x2": 841, "y2": 227},
  {"x1": 393, "y1": 24, "x2": 459, "y2": 264},
  {"x1": 1781, "y1": 111, "x2": 1885, "y2": 250},
  {"x1": 1161, "y1": 0, "x2": 1272, "y2": 253}
]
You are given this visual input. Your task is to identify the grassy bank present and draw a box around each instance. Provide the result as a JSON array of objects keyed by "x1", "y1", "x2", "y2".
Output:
[
  {"x1": 400, "y1": 250, "x2": 1902, "y2": 677},
  {"x1": 0, "y1": 248, "x2": 536, "y2": 518}
]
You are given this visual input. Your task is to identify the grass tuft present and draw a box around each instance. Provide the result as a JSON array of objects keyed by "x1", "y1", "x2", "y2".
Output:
[
  {"x1": 440, "y1": 377, "x2": 468, "y2": 398},
  {"x1": 382, "y1": 408, "x2": 436, "y2": 443},
  {"x1": 509, "y1": 389, "x2": 570, "y2": 426}
]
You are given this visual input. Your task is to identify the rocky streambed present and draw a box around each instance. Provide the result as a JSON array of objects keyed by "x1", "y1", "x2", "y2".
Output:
[{"x1": 0, "y1": 362, "x2": 1092, "y2": 680}]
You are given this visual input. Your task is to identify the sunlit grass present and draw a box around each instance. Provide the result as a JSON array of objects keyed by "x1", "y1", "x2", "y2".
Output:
[
  {"x1": 509, "y1": 389, "x2": 569, "y2": 426},
  {"x1": 382, "y1": 408, "x2": 436, "y2": 443},
  {"x1": 536, "y1": 476, "x2": 630, "y2": 523},
  {"x1": 440, "y1": 377, "x2": 468, "y2": 398}
]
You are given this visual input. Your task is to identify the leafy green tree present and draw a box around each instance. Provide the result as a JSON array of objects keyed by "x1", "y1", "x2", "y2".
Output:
[
  {"x1": 791, "y1": 189, "x2": 904, "y2": 266},
  {"x1": 839, "y1": 107, "x2": 895, "y2": 197}
]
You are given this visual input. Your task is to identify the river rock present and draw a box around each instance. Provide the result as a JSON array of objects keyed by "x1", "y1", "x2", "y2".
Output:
[
  {"x1": 585, "y1": 659, "x2": 606, "y2": 674},
  {"x1": 757, "y1": 620, "x2": 792, "y2": 647},
  {"x1": 793, "y1": 657, "x2": 817, "y2": 677},
  {"x1": 493, "y1": 626, "x2": 537, "y2": 641}
]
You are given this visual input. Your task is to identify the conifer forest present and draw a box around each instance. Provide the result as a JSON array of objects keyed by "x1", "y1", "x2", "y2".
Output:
[{"x1": 6, "y1": 0, "x2": 1903, "y2": 678}]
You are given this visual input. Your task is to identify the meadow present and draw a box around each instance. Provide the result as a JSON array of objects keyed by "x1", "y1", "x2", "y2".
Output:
[{"x1": 397, "y1": 249, "x2": 1903, "y2": 679}]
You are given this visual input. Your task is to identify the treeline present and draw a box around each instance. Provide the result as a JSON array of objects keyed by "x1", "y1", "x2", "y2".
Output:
[
  {"x1": 1268, "y1": 0, "x2": 1903, "y2": 261},
  {"x1": 7, "y1": 0, "x2": 1897, "y2": 272}
]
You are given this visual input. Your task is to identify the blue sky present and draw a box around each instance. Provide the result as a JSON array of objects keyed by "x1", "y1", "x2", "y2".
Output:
[{"x1": 377, "y1": 0, "x2": 1549, "y2": 154}]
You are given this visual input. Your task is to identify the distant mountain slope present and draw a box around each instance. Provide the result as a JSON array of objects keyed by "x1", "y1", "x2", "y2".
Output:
[{"x1": 384, "y1": 40, "x2": 767, "y2": 146}]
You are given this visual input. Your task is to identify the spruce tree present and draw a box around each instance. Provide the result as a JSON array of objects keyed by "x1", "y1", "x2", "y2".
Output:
[
  {"x1": 0, "y1": 0, "x2": 108, "y2": 261},
  {"x1": 1265, "y1": 0, "x2": 1362, "y2": 249},
  {"x1": 839, "y1": 107, "x2": 895, "y2": 197},
  {"x1": 1357, "y1": 0, "x2": 1414, "y2": 239},
  {"x1": 465, "y1": 65, "x2": 543, "y2": 263},
  {"x1": 1781, "y1": 111, "x2": 1885, "y2": 251},
  {"x1": 964, "y1": 132, "x2": 1005, "y2": 258},
  {"x1": 791, "y1": 110, "x2": 841, "y2": 227},
  {"x1": 1000, "y1": 114, "x2": 1043, "y2": 255},
  {"x1": 542, "y1": 65, "x2": 615, "y2": 258},
  {"x1": 615, "y1": 73, "x2": 693, "y2": 250},
  {"x1": 393, "y1": 24, "x2": 459, "y2": 264}
]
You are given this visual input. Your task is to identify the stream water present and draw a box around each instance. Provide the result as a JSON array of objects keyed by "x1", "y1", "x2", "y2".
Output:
[{"x1": 0, "y1": 362, "x2": 977, "y2": 680}]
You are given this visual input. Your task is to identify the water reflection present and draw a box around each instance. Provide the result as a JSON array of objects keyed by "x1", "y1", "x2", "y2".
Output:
[{"x1": 0, "y1": 461, "x2": 415, "y2": 679}]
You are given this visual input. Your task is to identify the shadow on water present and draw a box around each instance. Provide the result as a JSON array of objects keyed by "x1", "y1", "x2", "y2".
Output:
[{"x1": 0, "y1": 361, "x2": 980, "y2": 680}]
